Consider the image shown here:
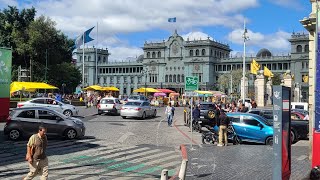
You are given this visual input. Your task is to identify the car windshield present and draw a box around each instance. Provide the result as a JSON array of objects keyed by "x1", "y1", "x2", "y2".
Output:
[
  {"x1": 200, "y1": 104, "x2": 214, "y2": 110},
  {"x1": 101, "y1": 99, "x2": 115, "y2": 104},
  {"x1": 258, "y1": 116, "x2": 273, "y2": 126},
  {"x1": 128, "y1": 96, "x2": 140, "y2": 100},
  {"x1": 125, "y1": 102, "x2": 142, "y2": 106}
]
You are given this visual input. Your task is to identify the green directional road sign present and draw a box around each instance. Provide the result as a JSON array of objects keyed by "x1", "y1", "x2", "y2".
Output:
[{"x1": 185, "y1": 76, "x2": 199, "y2": 91}]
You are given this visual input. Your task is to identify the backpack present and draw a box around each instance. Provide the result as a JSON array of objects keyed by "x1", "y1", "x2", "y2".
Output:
[{"x1": 171, "y1": 107, "x2": 175, "y2": 116}]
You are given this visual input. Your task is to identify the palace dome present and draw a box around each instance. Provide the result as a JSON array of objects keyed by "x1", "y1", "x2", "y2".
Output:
[{"x1": 256, "y1": 48, "x2": 272, "y2": 57}]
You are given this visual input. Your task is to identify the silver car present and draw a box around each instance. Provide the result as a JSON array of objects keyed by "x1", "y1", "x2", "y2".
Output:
[
  {"x1": 120, "y1": 101, "x2": 157, "y2": 119},
  {"x1": 17, "y1": 97, "x2": 78, "y2": 117},
  {"x1": 4, "y1": 107, "x2": 85, "y2": 140}
]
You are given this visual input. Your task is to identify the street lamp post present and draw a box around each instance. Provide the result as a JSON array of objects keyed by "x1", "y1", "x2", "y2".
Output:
[
  {"x1": 242, "y1": 20, "x2": 249, "y2": 104},
  {"x1": 141, "y1": 69, "x2": 149, "y2": 96},
  {"x1": 62, "y1": 83, "x2": 66, "y2": 95}
]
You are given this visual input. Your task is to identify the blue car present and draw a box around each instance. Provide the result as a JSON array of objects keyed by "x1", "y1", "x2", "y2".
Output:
[{"x1": 214, "y1": 112, "x2": 273, "y2": 145}]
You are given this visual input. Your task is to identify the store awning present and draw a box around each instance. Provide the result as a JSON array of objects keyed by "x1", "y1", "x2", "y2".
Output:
[
  {"x1": 209, "y1": 91, "x2": 226, "y2": 96},
  {"x1": 103, "y1": 86, "x2": 120, "y2": 91},
  {"x1": 154, "y1": 92, "x2": 166, "y2": 97},
  {"x1": 83, "y1": 85, "x2": 104, "y2": 91},
  {"x1": 10, "y1": 82, "x2": 58, "y2": 94},
  {"x1": 156, "y1": 89, "x2": 175, "y2": 93},
  {"x1": 194, "y1": 90, "x2": 214, "y2": 95},
  {"x1": 133, "y1": 88, "x2": 160, "y2": 93}
]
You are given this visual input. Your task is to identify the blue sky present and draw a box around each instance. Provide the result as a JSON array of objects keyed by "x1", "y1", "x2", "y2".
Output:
[{"x1": 1, "y1": 0, "x2": 311, "y2": 60}]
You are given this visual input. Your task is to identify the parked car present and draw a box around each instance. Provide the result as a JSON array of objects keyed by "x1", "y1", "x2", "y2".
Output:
[
  {"x1": 4, "y1": 107, "x2": 85, "y2": 140},
  {"x1": 199, "y1": 102, "x2": 216, "y2": 120},
  {"x1": 17, "y1": 97, "x2": 78, "y2": 117},
  {"x1": 127, "y1": 95, "x2": 148, "y2": 102},
  {"x1": 120, "y1": 101, "x2": 157, "y2": 119},
  {"x1": 214, "y1": 113, "x2": 274, "y2": 145},
  {"x1": 97, "y1": 97, "x2": 122, "y2": 115},
  {"x1": 248, "y1": 108, "x2": 309, "y2": 142}
]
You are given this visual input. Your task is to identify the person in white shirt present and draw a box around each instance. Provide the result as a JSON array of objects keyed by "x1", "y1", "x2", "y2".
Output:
[{"x1": 165, "y1": 102, "x2": 174, "y2": 127}]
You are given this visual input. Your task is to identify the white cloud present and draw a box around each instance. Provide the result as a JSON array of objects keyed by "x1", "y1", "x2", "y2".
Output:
[
  {"x1": 107, "y1": 46, "x2": 143, "y2": 61},
  {"x1": 269, "y1": 0, "x2": 302, "y2": 9},
  {"x1": 182, "y1": 31, "x2": 213, "y2": 41},
  {"x1": 227, "y1": 28, "x2": 291, "y2": 52}
]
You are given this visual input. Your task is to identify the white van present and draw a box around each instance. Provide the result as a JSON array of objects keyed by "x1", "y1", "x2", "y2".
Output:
[{"x1": 291, "y1": 102, "x2": 308, "y2": 111}]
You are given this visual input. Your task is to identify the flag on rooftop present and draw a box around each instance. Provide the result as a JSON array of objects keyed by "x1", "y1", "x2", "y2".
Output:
[
  {"x1": 75, "y1": 26, "x2": 95, "y2": 48},
  {"x1": 168, "y1": 17, "x2": 176, "y2": 23}
]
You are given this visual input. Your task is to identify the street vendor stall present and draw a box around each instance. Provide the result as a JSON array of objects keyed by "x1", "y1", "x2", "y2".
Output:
[{"x1": 10, "y1": 81, "x2": 58, "y2": 95}]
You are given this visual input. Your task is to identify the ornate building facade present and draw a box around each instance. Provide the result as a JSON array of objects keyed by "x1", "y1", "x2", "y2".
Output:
[{"x1": 75, "y1": 30, "x2": 309, "y2": 102}]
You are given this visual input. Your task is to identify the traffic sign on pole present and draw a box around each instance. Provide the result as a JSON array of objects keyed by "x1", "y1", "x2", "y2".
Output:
[{"x1": 185, "y1": 76, "x2": 199, "y2": 91}]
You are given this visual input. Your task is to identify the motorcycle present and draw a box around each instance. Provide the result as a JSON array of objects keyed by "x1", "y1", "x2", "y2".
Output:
[
  {"x1": 192, "y1": 118, "x2": 202, "y2": 133},
  {"x1": 201, "y1": 124, "x2": 241, "y2": 145}
]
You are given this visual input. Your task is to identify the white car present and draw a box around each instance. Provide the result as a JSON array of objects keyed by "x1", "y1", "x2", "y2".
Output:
[
  {"x1": 97, "y1": 97, "x2": 122, "y2": 115},
  {"x1": 17, "y1": 98, "x2": 78, "y2": 117}
]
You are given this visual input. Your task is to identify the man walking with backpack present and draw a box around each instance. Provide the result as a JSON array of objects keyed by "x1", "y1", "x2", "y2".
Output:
[{"x1": 217, "y1": 110, "x2": 230, "y2": 146}]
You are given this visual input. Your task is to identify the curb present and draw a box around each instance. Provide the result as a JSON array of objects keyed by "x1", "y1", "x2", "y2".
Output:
[
  {"x1": 169, "y1": 144, "x2": 188, "y2": 180},
  {"x1": 173, "y1": 119, "x2": 198, "y2": 145}
]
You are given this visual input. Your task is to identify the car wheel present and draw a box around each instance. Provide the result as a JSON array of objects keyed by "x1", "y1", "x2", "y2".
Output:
[
  {"x1": 63, "y1": 110, "x2": 73, "y2": 117},
  {"x1": 98, "y1": 110, "x2": 102, "y2": 115},
  {"x1": 65, "y1": 128, "x2": 77, "y2": 139},
  {"x1": 153, "y1": 110, "x2": 157, "y2": 117},
  {"x1": 141, "y1": 112, "x2": 146, "y2": 120},
  {"x1": 122, "y1": 116, "x2": 126, "y2": 119},
  {"x1": 291, "y1": 129, "x2": 297, "y2": 143},
  {"x1": 265, "y1": 137, "x2": 273, "y2": 146},
  {"x1": 207, "y1": 110, "x2": 215, "y2": 120},
  {"x1": 9, "y1": 129, "x2": 21, "y2": 140}
]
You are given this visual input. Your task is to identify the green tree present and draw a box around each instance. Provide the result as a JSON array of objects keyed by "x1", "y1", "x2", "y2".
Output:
[
  {"x1": 272, "y1": 73, "x2": 282, "y2": 85},
  {"x1": 47, "y1": 62, "x2": 81, "y2": 93},
  {"x1": 0, "y1": 6, "x2": 81, "y2": 91}
]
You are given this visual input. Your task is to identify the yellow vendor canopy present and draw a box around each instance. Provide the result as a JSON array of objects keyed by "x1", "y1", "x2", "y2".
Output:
[
  {"x1": 103, "y1": 86, "x2": 120, "y2": 91},
  {"x1": 83, "y1": 85, "x2": 104, "y2": 91},
  {"x1": 133, "y1": 87, "x2": 160, "y2": 93},
  {"x1": 194, "y1": 90, "x2": 214, "y2": 95},
  {"x1": 10, "y1": 81, "x2": 58, "y2": 94}
]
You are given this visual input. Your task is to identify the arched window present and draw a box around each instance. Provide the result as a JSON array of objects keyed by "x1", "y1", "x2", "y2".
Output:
[
  {"x1": 305, "y1": 45, "x2": 309, "y2": 52},
  {"x1": 210, "y1": 49, "x2": 213, "y2": 56},
  {"x1": 88, "y1": 56, "x2": 91, "y2": 61},
  {"x1": 158, "y1": 51, "x2": 161, "y2": 58},
  {"x1": 190, "y1": 50, "x2": 193, "y2": 56},
  {"x1": 169, "y1": 75, "x2": 172, "y2": 82},
  {"x1": 165, "y1": 75, "x2": 168, "y2": 82},
  {"x1": 152, "y1": 52, "x2": 156, "y2": 58},
  {"x1": 195, "y1": 49, "x2": 199, "y2": 56},
  {"x1": 103, "y1": 56, "x2": 106, "y2": 62},
  {"x1": 219, "y1": 52, "x2": 222, "y2": 58},
  {"x1": 181, "y1": 75, "x2": 185, "y2": 82},
  {"x1": 297, "y1": 45, "x2": 302, "y2": 53},
  {"x1": 202, "y1": 49, "x2": 206, "y2": 56},
  {"x1": 177, "y1": 74, "x2": 180, "y2": 82},
  {"x1": 173, "y1": 75, "x2": 176, "y2": 82},
  {"x1": 84, "y1": 56, "x2": 87, "y2": 61},
  {"x1": 147, "y1": 52, "x2": 150, "y2": 58}
]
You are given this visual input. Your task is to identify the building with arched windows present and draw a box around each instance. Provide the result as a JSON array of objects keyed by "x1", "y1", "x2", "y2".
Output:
[{"x1": 76, "y1": 31, "x2": 309, "y2": 101}]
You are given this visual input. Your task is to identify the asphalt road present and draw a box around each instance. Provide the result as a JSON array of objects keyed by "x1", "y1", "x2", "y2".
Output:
[
  {"x1": 0, "y1": 106, "x2": 312, "y2": 179},
  {"x1": 0, "y1": 106, "x2": 191, "y2": 180}
]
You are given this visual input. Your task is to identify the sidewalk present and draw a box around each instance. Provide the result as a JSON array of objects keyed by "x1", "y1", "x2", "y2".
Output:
[{"x1": 172, "y1": 110, "x2": 311, "y2": 180}]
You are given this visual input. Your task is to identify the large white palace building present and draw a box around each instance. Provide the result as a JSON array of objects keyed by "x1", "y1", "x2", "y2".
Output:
[{"x1": 75, "y1": 30, "x2": 309, "y2": 101}]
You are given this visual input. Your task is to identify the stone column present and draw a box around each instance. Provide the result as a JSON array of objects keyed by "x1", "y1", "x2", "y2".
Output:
[
  {"x1": 240, "y1": 77, "x2": 248, "y2": 100},
  {"x1": 282, "y1": 70, "x2": 294, "y2": 100},
  {"x1": 266, "y1": 77, "x2": 272, "y2": 105},
  {"x1": 254, "y1": 70, "x2": 265, "y2": 107},
  {"x1": 294, "y1": 83, "x2": 301, "y2": 102}
]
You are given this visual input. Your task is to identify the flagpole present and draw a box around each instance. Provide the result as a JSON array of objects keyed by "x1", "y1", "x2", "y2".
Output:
[
  {"x1": 82, "y1": 31, "x2": 85, "y2": 88},
  {"x1": 96, "y1": 22, "x2": 98, "y2": 85},
  {"x1": 242, "y1": 20, "x2": 248, "y2": 104}
]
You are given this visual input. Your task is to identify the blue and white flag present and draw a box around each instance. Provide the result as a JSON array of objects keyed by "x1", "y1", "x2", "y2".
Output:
[
  {"x1": 168, "y1": 17, "x2": 176, "y2": 23},
  {"x1": 75, "y1": 26, "x2": 95, "y2": 48}
]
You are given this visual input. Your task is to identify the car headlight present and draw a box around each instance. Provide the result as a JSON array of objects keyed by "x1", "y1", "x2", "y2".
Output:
[{"x1": 73, "y1": 120, "x2": 83, "y2": 125}]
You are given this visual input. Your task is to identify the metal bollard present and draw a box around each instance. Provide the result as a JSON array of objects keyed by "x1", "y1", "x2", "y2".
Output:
[
  {"x1": 178, "y1": 159, "x2": 188, "y2": 180},
  {"x1": 184, "y1": 108, "x2": 186, "y2": 125},
  {"x1": 160, "y1": 169, "x2": 168, "y2": 180}
]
